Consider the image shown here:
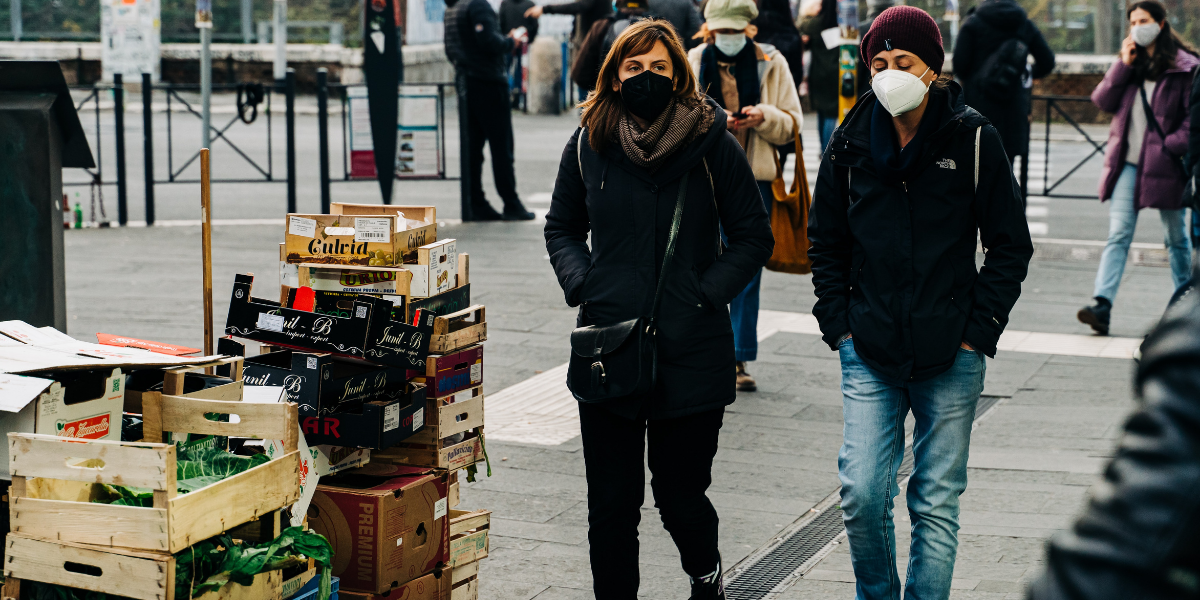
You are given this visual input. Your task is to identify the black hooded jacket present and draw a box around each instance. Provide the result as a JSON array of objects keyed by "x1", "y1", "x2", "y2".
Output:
[
  {"x1": 952, "y1": 0, "x2": 1055, "y2": 158},
  {"x1": 545, "y1": 100, "x2": 774, "y2": 419},
  {"x1": 808, "y1": 83, "x2": 1033, "y2": 382},
  {"x1": 1027, "y1": 258, "x2": 1200, "y2": 599},
  {"x1": 443, "y1": 0, "x2": 513, "y2": 82}
]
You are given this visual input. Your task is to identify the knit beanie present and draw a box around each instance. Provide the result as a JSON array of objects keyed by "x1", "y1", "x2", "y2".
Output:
[{"x1": 859, "y1": 6, "x2": 945, "y2": 74}]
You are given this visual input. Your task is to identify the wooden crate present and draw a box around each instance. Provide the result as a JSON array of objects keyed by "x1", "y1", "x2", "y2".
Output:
[
  {"x1": 449, "y1": 559, "x2": 478, "y2": 600},
  {"x1": 372, "y1": 428, "x2": 486, "y2": 472},
  {"x1": 8, "y1": 395, "x2": 301, "y2": 555},
  {"x1": 448, "y1": 509, "x2": 490, "y2": 568},
  {"x1": 424, "y1": 386, "x2": 484, "y2": 441},
  {"x1": 1, "y1": 535, "x2": 284, "y2": 600},
  {"x1": 125, "y1": 357, "x2": 245, "y2": 415},
  {"x1": 428, "y1": 305, "x2": 486, "y2": 354}
]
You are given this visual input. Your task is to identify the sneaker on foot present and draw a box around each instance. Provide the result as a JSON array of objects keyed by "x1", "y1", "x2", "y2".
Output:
[
  {"x1": 1077, "y1": 297, "x2": 1111, "y2": 335},
  {"x1": 502, "y1": 201, "x2": 536, "y2": 221},
  {"x1": 735, "y1": 362, "x2": 756, "y2": 392},
  {"x1": 470, "y1": 201, "x2": 503, "y2": 221},
  {"x1": 689, "y1": 559, "x2": 725, "y2": 600}
]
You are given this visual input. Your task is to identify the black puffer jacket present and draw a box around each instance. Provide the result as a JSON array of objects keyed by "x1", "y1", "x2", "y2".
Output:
[
  {"x1": 1027, "y1": 262, "x2": 1200, "y2": 599},
  {"x1": 545, "y1": 101, "x2": 773, "y2": 419},
  {"x1": 444, "y1": 0, "x2": 513, "y2": 82},
  {"x1": 952, "y1": 0, "x2": 1055, "y2": 159},
  {"x1": 1188, "y1": 64, "x2": 1200, "y2": 178},
  {"x1": 808, "y1": 83, "x2": 1033, "y2": 382}
]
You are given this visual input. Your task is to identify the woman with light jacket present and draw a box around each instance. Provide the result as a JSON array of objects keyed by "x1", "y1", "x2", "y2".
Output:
[
  {"x1": 688, "y1": 0, "x2": 801, "y2": 391},
  {"x1": 544, "y1": 18, "x2": 772, "y2": 600},
  {"x1": 1077, "y1": 0, "x2": 1197, "y2": 336}
]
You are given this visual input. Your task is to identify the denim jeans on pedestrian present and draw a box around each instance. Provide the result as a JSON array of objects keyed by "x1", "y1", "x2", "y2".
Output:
[
  {"x1": 838, "y1": 337, "x2": 985, "y2": 600},
  {"x1": 816, "y1": 110, "x2": 840, "y2": 152},
  {"x1": 728, "y1": 181, "x2": 774, "y2": 362},
  {"x1": 1094, "y1": 163, "x2": 1191, "y2": 301}
]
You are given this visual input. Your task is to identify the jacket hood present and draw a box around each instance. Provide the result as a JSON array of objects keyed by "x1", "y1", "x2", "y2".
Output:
[
  {"x1": 974, "y1": 0, "x2": 1027, "y2": 30},
  {"x1": 605, "y1": 96, "x2": 730, "y2": 185},
  {"x1": 837, "y1": 80, "x2": 987, "y2": 151},
  {"x1": 1168, "y1": 48, "x2": 1200, "y2": 74}
]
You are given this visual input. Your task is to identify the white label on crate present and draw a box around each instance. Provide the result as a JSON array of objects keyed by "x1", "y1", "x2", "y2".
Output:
[
  {"x1": 306, "y1": 357, "x2": 318, "y2": 370},
  {"x1": 354, "y1": 218, "x2": 391, "y2": 242},
  {"x1": 470, "y1": 362, "x2": 482, "y2": 384},
  {"x1": 257, "y1": 313, "x2": 285, "y2": 332},
  {"x1": 413, "y1": 407, "x2": 425, "y2": 432},
  {"x1": 383, "y1": 403, "x2": 400, "y2": 432},
  {"x1": 396, "y1": 537, "x2": 403, "y2": 547},
  {"x1": 356, "y1": 306, "x2": 368, "y2": 319},
  {"x1": 324, "y1": 227, "x2": 355, "y2": 236},
  {"x1": 434, "y1": 497, "x2": 447, "y2": 520},
  {"x1": 288, "y1": 216, "x2": 317, "y2": 237}
]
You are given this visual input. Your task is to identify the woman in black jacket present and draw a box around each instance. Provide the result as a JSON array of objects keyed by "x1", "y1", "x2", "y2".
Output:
[
  {"x1": 807, "y1": 6, "x2": 1032, "y2": 599},
  {"x1": 544, "y1": 19, "x2": 772, "y2": 600}
]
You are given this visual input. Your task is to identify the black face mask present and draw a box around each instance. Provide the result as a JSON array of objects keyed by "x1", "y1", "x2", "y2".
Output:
[{"x1": 620, "y1": 71, "x2": 674, "y2": 122}]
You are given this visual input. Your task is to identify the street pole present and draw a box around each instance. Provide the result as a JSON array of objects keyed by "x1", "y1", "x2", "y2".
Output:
[
  {"x1": 241, "y1": 0, "x2": 253, "y2": 43},
  {"x1": 114, "y1": 74, "x2": 128, "y2": 226},
  {"x1": 142, "y1": 72, "x2": 156, "y2": 226},
  {"x1": 274, "y1": 0, "x2": 288, "y2": 81},
  {"x1": 198, "y1": 1, "x2": 213, "y2": 151},
  {"x1": 836, "y1": 0, "x2": 859, "y2": 124}
]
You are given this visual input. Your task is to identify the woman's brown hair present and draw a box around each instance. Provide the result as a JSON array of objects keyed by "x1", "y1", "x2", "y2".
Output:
[
  {"x1": 1126, "y1": 0, "x2": 1198, "y2": 80},
  {"x1": 579, "y1": 19, "x2": 701, "y2": 153}
]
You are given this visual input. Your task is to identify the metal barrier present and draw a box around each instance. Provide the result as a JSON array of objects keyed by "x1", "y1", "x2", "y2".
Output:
[
  {"x1": 67, "y1": 78, "x2": 125, "y2": 226},
  {"x1": 1030, "y1": 94, "x2": 1107, "y2": 200}
]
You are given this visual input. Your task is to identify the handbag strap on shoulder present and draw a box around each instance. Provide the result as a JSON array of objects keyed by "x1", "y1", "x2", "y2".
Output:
[{"x1": 649, "y1": 171, "x2": 690, "y2": 323}]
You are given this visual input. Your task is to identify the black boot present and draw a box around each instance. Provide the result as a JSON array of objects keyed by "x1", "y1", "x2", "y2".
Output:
[
  {"x1": 502, "y1": 199, "x2": 536, "y2": 221},
  {"x1": 688, "y1": 559, "x2": 725, "y2": 600},
  {"x1": 470, "y1": 200, "x2": 503, "y2": 221},
  {"x1": 1077, "y1": 297, "x2": 1112, "y2": 335}
]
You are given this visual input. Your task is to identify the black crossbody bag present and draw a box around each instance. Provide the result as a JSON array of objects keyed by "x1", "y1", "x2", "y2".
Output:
[{"x1": 567, "y1": 171, "x2": 690, "y2": 402}]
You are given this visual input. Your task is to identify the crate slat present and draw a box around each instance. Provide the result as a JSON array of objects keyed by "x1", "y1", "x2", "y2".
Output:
[{"x1": 9, "y1": 434, "x2": 174, "y2": 490}]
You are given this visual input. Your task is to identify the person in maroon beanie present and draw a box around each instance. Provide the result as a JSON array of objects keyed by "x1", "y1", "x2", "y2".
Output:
[{"x1": 807, "y1": 5, "x2": 1032, "y2": 600}]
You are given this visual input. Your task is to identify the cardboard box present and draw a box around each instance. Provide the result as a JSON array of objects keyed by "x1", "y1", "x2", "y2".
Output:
[
  {"x1": 373, "y1": 428, "x2": 486, "y2": 472},
  {"x1": 448, "y1": 509, "x2": 490, "y2": 568},
  {"x1": 0, "y1": 320, "x2": 217, "y2": 375},
  {"x1": 406, "y1": 240, "x2": 457, "y2": 298},
  {"x1": 407, "y1": 285, "x2": 470, "y2": 323},
  {"x1": 225, "y1": 343, "x2": 410, "y2": 418},
  {"x1": 330, "y1": 203, "x2": 438, "y2": 259},
  {"x1": 300, "y1": 382, "x2": 428, "y2": 449},
  {"x1": 299, "y1": 264, "x2": 413, "y2": 297},
  {"x1": 287, "y1": 289, "x2": 407, "y2": 325},
  {"x1": 285, "y1": 213, "x2": 406, "y2": 267},
  {"x1": 337, "y1": 572, "x2": 444, "y2": 600},
  {"x1": 308, "y1": 467, "x2": 449, "y2": 594},
  {"x1": 226, "y1": 274, "x2": 436, "y2": 371},
  {"x1": 409, "y1": 346, "x2": 483, "y2": 398},
  {"x1": 0, "y1": 368, "x2": 124, "y2": 479}
]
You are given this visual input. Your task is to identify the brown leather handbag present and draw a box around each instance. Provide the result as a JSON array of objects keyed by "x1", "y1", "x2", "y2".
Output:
[{"x1": 766, "y1": 113, "x2": 813, "y2": 274}]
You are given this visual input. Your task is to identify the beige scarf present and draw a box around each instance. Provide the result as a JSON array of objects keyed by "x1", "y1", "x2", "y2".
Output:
[{"x1": 617, "y1": 97, "x2": 715, "y2": 171}]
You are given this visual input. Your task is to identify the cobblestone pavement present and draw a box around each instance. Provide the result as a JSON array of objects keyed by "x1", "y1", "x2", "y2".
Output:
[{"x1": 60, "y1": 108, "x2": 1177, "y2": 599}]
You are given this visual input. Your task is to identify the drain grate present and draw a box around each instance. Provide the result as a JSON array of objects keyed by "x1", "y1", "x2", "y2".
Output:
[{"x1": 723, "y1": 394, "x2": 1007, "y2": 599}]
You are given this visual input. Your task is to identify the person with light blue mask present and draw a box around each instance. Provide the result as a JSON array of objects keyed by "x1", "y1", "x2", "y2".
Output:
[
  {"x1": 688, "y1": 0, "x2": 802, "y2": 392},
  {"x1": 808, "y1": 6, "x2": 1032, "y2": 599}
]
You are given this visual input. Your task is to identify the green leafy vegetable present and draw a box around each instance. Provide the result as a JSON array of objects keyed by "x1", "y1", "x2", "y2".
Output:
[{"x1": 93, "y1": 447, "x2": 271, "y2": 507}]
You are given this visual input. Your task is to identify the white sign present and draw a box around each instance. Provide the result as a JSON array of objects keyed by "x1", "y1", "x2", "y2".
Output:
[
  {"x1": 405, "y1": 0, "x2": 445, "y2": 45},
  {"x1": 101, "y1": 0, "x2": 161, "y2": 82}
]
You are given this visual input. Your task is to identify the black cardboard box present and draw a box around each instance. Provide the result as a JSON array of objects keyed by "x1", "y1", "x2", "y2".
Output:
[{"x1": 301, "y1": 381, "x2": 428, "y2": 449}]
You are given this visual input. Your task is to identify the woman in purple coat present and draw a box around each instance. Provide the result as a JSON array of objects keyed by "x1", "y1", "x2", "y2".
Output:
[{"x1": 1077, "y1": 0, "x2": 1198, "y2": 336}]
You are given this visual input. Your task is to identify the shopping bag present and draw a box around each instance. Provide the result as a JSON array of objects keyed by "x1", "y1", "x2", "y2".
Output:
[{"x1": 765, "y1": 113, "x2": 813, "y2": 274}]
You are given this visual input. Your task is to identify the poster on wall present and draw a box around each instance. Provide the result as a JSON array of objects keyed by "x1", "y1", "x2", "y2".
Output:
[
  {"x1": 101, "y1": 0, "x2": 161, "y2": 82},
  {"x1": 404, "y1": 0, "x2": 446, "y2": 45},
  {"x1": 347, "y1": 86, "x2": 377, "y2": 179},
  {"x1": 397, "y1": 86, "x2": 442, "y2": 178}
]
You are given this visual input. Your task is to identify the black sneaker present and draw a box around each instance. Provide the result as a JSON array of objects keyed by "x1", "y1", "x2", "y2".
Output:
[
  {"x1": 689, "y1": 560, "x2": 725, "y2": 600},
  {"x1": 502, "y1": 201, "x2": 536, "y2": 221},
  {"x1": 470, "y1": 201, "x2": 503, "y2": 221},
  {"x1": 1077, "y1": 297, "x2": 1112, "y2": 335}
]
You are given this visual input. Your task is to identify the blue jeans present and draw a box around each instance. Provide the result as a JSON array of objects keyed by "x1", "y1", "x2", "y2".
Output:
[
  {"x1": 1094, "y1": 163, "x2": 1191, "y2": 301},
  {"x1": 838, "y1": 338, "x2": 985, "y2": 600},
  {"x1": 817, "y1": 110, "x2": 840, "y2": 152},
  {"x1": 728, "y1": 181, "x2": 774, "y2": 362}
]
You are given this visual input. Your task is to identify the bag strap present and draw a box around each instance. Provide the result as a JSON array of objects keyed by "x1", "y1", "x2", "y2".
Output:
[
  {"x1": 649, "y1": 171, "x2": 691, "y2": 322},
  {"x1": 1139, "y1": 84, "x2": 1170, "y2": 141},
  {"x1": 577, "y1": 127, "x2": 585, "y2": 175},
  {"x1": 974, "y1": 126, "x2": 981, "y2": 193}
]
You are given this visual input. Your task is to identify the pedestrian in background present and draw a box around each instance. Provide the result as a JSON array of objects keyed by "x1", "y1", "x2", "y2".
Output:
[
  {"x1": 749, "y1": 0, "x2": 804, "y2": 93},
  {"x1": 1027, "y1": 257, "x2": 1200, "y2": 600},
  {"x1": 798, "y1": 0, "x2": 839, "y2": 150},
  {"x1": 1077, "y1": 0, "x2": 1197, "y2": 336},
  {"x1": 544, "y1": 20, "x2": 772, "y2": 599},
  {"x1": 526, "y1": 0, "x2": 613, "y2": 100},
  {"x1": 808, "y1": 7, "x2": 1032, "y2": 599},
  {"x1": 952, "y1": 0, "x2": 1055, "y2": 168},
  {"x1": 444, "y1": 0, "x2": 537, "y2": 220},
  {"x1": 649, "y1": 0, "x2": 703, "y2": 49},
  {"x1": 499, "y1": 0, "x2": 539, "y2": 108},
  {"x1": 689, "y1": 0, "x2": 801, "y2": 391},
  {"x1": 1187, "y1": 47, "x2": 1200, "y2": 245}
]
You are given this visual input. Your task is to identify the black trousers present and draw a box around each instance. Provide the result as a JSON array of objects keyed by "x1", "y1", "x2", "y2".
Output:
[
  {"x1": 578, "y1": 402, "x2": 725, "y2": 599},
  {"x1": 465, "y1": 77, "x2": 519, "y2": 207}
]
